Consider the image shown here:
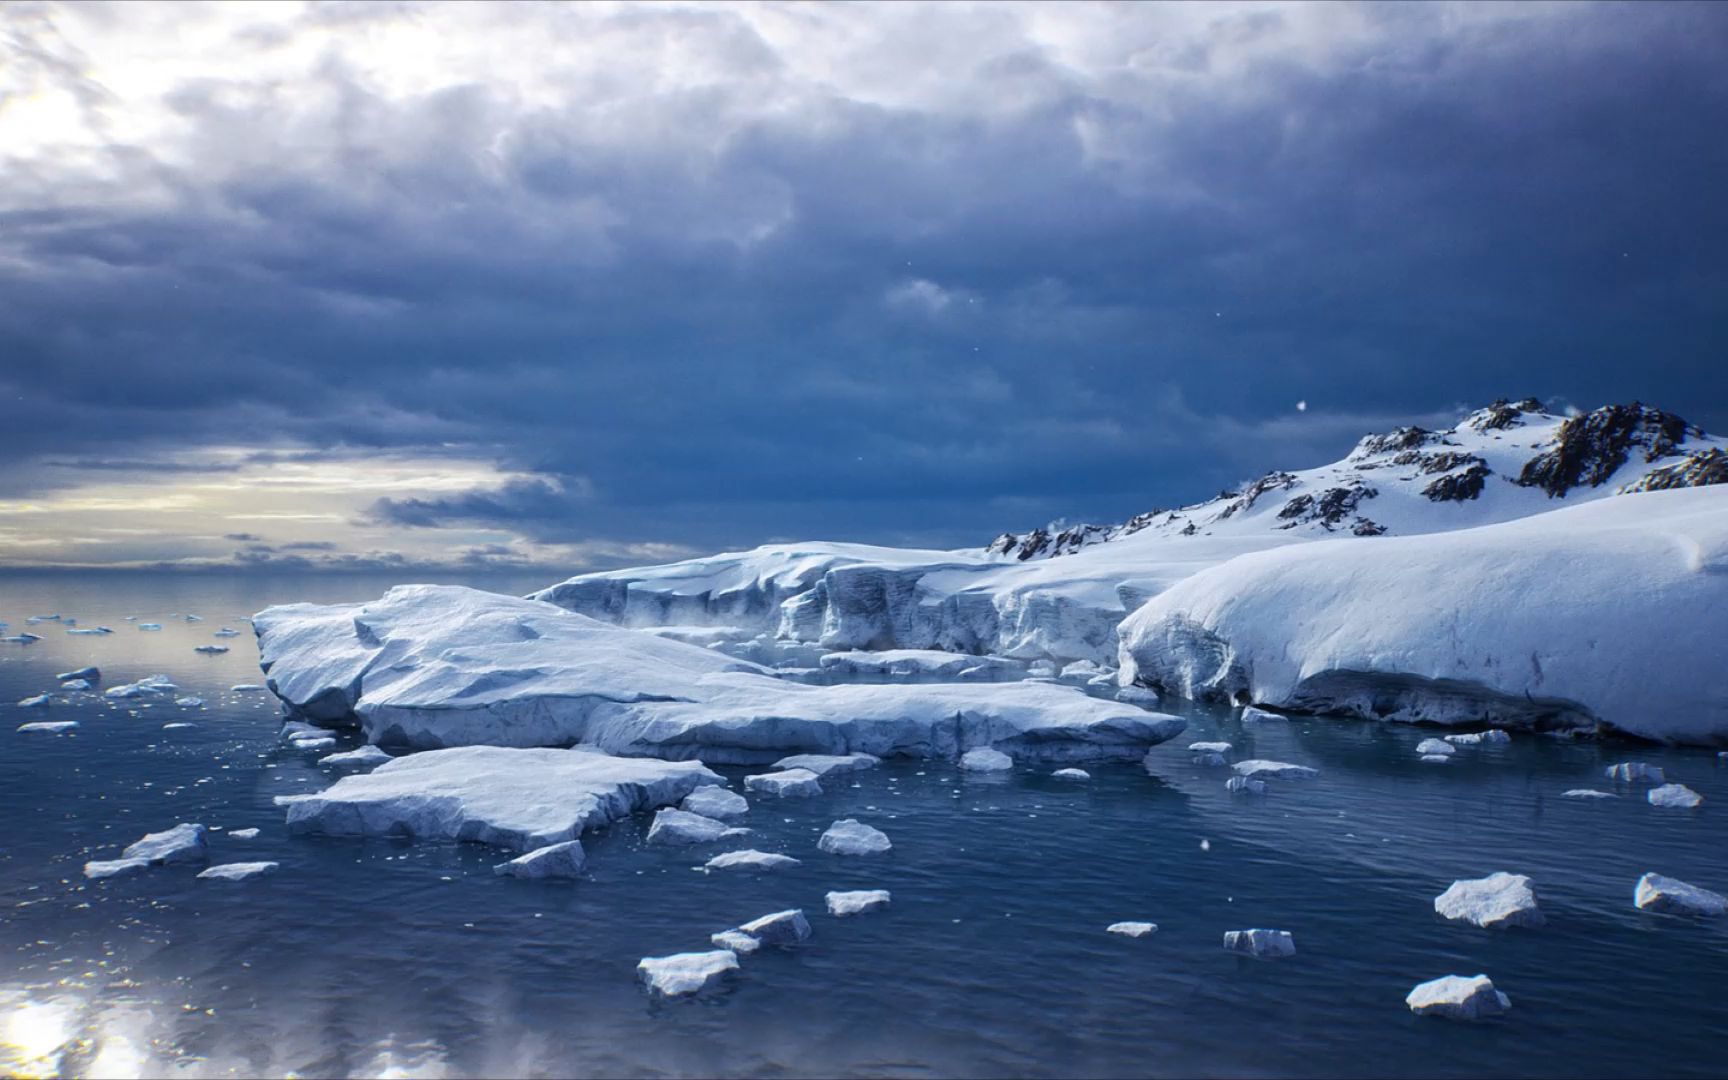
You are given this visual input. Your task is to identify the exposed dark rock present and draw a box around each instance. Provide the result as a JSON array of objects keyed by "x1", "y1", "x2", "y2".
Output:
[
  {"x1": 1352, "y1": 519, "x2": 1387, "y2": 536},
  {"x1": 1277, "y1": 493, "x2": 1313, "y2": 521},
  {"x1": 1517, "y1": 403, "x2": 1698, "y2": 497},
  {"x1": 1355, "y1": 426, "x2": 1440, "y2": 457},
  {"x1": 1424, "y1": 463, "x2": 1492, "y2": 502},
  {"x1": 1217, "y1": 471, "x2": 1297, "y2": 520},
  {"x1": 1468, "y1": 397, "x2": 1544, "y2": 432},
  {"x1": 1619, "y1": 448, "x2": 1728, "y2": 493}
]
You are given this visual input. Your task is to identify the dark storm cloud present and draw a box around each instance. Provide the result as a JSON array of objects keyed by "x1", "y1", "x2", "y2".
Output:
[{"x1": 1, "y1": 1, "x2": 1725, "y2": 563}]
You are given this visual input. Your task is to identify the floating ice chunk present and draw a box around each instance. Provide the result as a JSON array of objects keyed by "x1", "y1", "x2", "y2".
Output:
[
  {"x1": 1605, "y1": 762, "x2": 1664, "y2": 784},
  {"x1": 1193, "y1": 752, "x2": 1228, "y2": 767},
  {"x1": 104, "y1": 675, "x2": 177, "y2": 700},
  {"x1": 138, "y1": 623, "x2": 163, "y2": 631},
  {"x1": 1406, "y1": 974, "x2": 1511, "y2": 1021},
  {"x1": 1223, "y1": 928, "x2": 1296, "y2": 958},
  {"x1": 1226, "y1": 776, "x2": 1267, "y2": 795},
  {"x1": 1635, "y1": 872, "x2": 1727, "y2": 916},
  {"x1": 1116, "y1": 686, "x2": 1161, "y2": 707},
  {"x1": 646, "y1": 808, "x2": 750, "y2": 846},
  {"x1": 960, "y1": 748, "x2": 1013, "y2": 772},
  {"x1": 59, "y1": 680, "x2": 91, "y2": 691},
  {"x1": 18, "y1": 720, "x2": 77, "y2": 733},
  {"x1": 193, "y1": 645, "x2": 230, "y2": 655},
  {"x1": 1061, "y1": 660, "x2": 1108, "y2": 680},
  {"x1": 230, "y1": 684, "x2": 267, "y2": 692},
  {"x1": 27, "y1": 614, "x2": 61, "y2": 623},
  {"x1": 197, "y1": 861, "x2": 278, "y2": 882},
  {"x1": 1434, "y1": 872, "x2": 1545, "y2": 929},
  {"x1": 770, "y1": 752, "x2": 880, "y2": 777},
  {"x1": 228, "y1": 828, "x2": 261, "y2": 840},
  {"x1": 66, "y1": 627, "x2": 111, "y2": 636},
  {"x1": 319, "y1": 745, "x2": 391, "y2": 768},
  {"x1": 214, "y1": 627, "x2": 242, "y2": 637},
  {"x1": 493, "y1": 840, "x2": 586, "y2": 880},
  {"x1": 1188, "y1": 741, "x2": 1232, "y2": 754},
  {"x1": 185, "y1": 615, "x2": 203, "y2": 623},
  {"x1": 710, "y1": 929, "x2": 761, "y2": 955},
  {"x1": 1107, "y1": 921, "x2": 1157, "y2": 938},
  {"x1": 2, "y1": 633, "x2": 43, "y2": 644},
  {"x1": 277, "y1": 746, "x2": 722, "y2": 851},
  {"x1": 175, "y1": 697, "x2": 205, "y2": 708},
  {"x1": 744, "y1": 769, "x2": 823, "y2": 798},
  {"x1": 1446, "y1": 730, "x2": 1511, "y2": 746},
  {"x1": 819, "y1": 818, "x2": 892, "y2": 855},
  {"x1": 57, "y1": 667, "x2": 99, "y2": 683},
  {"x1": 704, "y1": 849, "x2": 800, "y2": 872},
  {"x1": 638, "y1": 950, "x2": 739, "y2": 996},
  {"x1": 1420, "y1": 754, "x2": 1452, "y2": 764},
  {"x1": 1415, "y1": 738, "x2": 1455, "y2": 757},
  {"x1": 681, "y1": 786, "x2": 749, "y2": 819},
  {"x1": 1648, "y1": 783, "x2": 1704, "y2": 809},
  {"x1": 1232, "y1": 760, "x2": 1318, "y2": 780},
  {"x1": 292, "y1": 737, "x2": 337, "y2": 751},
  {"x1": 828, "y1": 889, "x2": 892, "y2": 916},
  {"x1": 281, "y1": 721, "x2": 337, "y2": 743},
  {"x1": 738, "y1": 909, "x2": 812, "y2": 947},
  {"x1": 162, "y1": 722, "x2": 195, "y2": 730},
  {"x1": 1562, "y1": 789, "x2": 1617, "y2": 799},
  {"x1": 84, "y1": 858, "x2": 149, "y2": 880},
  {"x1": 1051, "y1": 767, "x2": 1090, "y2": 781},
  {"x1": 123, "y1": 823, "x2": 209, "y2": 864},
  {"x1": 1240, "y1": 706, "x2": 1287, "y2": 723},
  {"x1": 17, "y1": 694, "x2": 51, "y2": 708}
]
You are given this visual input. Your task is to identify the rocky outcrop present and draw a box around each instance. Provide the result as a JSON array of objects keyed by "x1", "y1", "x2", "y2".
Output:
[
  {"x1": 1517, "y1": 403, "x2": 1698, "y2": 497},
  {"x1": 1619, "y1": 447, "x2": 1728, "y2": 493}
]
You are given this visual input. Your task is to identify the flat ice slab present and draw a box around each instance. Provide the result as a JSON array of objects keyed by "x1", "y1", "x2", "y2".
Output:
[
  {"x1": 710, "y1": 929, "x2": 760, "y2": 955},
  {"x1": 1188, "y1": 742, "x2": 1232, "y2": 753},
  {"x1": 198, "y1": 862, "x2": 279, "y2": 882},
  {"x1": 1635, "y1": 873, "x2": 1727, "y2": 916},
  {"x1": 638, "y1": 951, "x2": 738, "y2": 996},
  {"x1": 17, "y1": 694, "x2": 51, "y2": 708},
  {"x1": 228, "y1": 828, "x2": 261, "y2": 840},
  {"x1": 743, "y1": 769, "x2": 823, "y2": 797},
  {"x1": 961, "y1": 747, "x2": 1014, "y2": 771},
  {"x1": 103, "y1": 675, "x2": 178, "y2": 700},
  {"x1": 1223, "y1": 929, "x2": 1296, "y2": 958},
  {"x1": 1415, "y1": 738, "x2": 1455, "y2": 757},
  {"x1": 819, "y1": 819, "x2": 892, "y2": 855},
  {"x1": 737, "y1": 909, "x2": 812, "y2": 947},
  {"x1": 1563, "y1": 789, "x2": 1618, "y2": 800},
  {"x1": 681, "y1": 786, "x2": 749, "y2": 819},
  {"x1": 125, "y1": 823, "x2": 209, "y2": 864},
  {"x1": 1231, "y1": 760, "x2": 1319, "y2": 781},
  {"x1": 646, "y1": 808, "x2": 750, "y2": 846},
  {"x1": 827, "y1": 889, "x2": 891, "y2": 916},
  {"x1": 276, "y1": 746, "x2": 721, "y2": 851},
  {"x1": 319, "y1": 746, "x2": 392, "y2": 768},
  {"x1": 1051, "y1": 768, "x2": 1090, "y2": 781},
  {"x1": 56, "y1": 666, "x2": 99, "y2": 683},
  {"x1": 705, "y1": 849, "x2": 800, "y2": 872},
  {"x1": 1434, "y1": 873, "x2": 1545, "y2": 929},
  {"x1": 18, "y1": 721, "x2": 78, "y2": 734},
  {"x1": 1406, "y1": 975, "x2": 1511, "y2": 1021},
  {"x1": 1605, "y1": 762, "x2": 1665, "y2": 784},
  {"x1": 1648, "y1": 783, "x2": 1703, "y2": 809},
  {"x1": 771, "y1": 753, "x2": 880, "y2": 777},
  {"x1": 494, "y1": 840, "x2": 586, "y2": 880},
  {"x1": 1107, "y1": 921, "x2": 1157, "y2": 938}
]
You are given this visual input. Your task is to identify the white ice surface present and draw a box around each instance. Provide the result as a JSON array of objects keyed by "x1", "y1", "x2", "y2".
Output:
[{"x1": 1433, "y1": 873, "x2": 1545, "y2": 929}]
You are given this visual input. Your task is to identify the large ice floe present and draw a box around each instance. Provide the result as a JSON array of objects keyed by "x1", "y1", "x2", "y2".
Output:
[
  {"x1": 252, "y1": 585, "x2": 1185, "y2": 762},
  {"x1": 274, "y1": 747, "x2": 722, "y2": 851},
  {"x1": 1433, "y1": 872, "x2": 1545, "y2": 929},
  {"x1": 1119, "y1": 486, "x2": 1728, "y2": 743},
  {"x1": 1406, "y1": 975, "x2": 1512, "y2": 1021}
]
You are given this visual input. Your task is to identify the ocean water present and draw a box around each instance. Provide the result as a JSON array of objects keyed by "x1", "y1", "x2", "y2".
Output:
[{"x1": 2, "y1": 572, "x2": 1727, "y2": 1079}]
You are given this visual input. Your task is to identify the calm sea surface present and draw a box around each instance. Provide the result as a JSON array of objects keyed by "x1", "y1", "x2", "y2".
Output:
[{"x1": 2, "y1": 572, "x2": 1726, "y2": 1078}]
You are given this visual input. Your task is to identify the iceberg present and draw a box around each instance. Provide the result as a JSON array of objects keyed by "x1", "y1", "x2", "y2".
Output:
[
  {"x1": 1648, "y1": 783, "x2": 1703, "y2": 809},
  {"x1": 1406, "y1": 975, "x2": 1511, "y2": 1021},
  {"x1": 704, "y1": 850, "x2": 800, "y2": 872},
  {"x1": 1223, "y1": 928, "x2": 1296, "y2": 958},
  {"x1": 1635, "y1": 872, "x2": 1726, "y2": 915},
  {"x1": 638, "y1": 951, "x2": 738, "y2": 996},
  {"x1": 252, "y1": 585, "x2": 1185, "y2": 761},
  {"x1": 646, "y1": 808, "x2": 750, "y2": 846},
  {"x1": 818, "y1": 818, "x2": 891, "y2": 855},
  {"x1": 743, "y1": 769, "x2": 823, "y2": 798},
  {"x1": 681, "y1": 786, "x2": 749, "y2": 819},
  {"x1": 960, "y1": 747, "x2": 1014, "y2": 772},
  {"x1": 197, "y1": 862, "x2": 279, "y2": 882},
  {"x1": 1433, "y1": 873, "x2": 1545, "y2": 929},
  {"x1": 827, "y1": 889, "x2": 891, "y2": 916},
  {"x1": 493, "y1": 840, "x2": 586, "y2": 880},
  {"x1": 1106, "y1": 921, "x2": 1157, "y2": 938},
  {"x1": 276, "y1": 747, "x2": 721, "y2": 851}
]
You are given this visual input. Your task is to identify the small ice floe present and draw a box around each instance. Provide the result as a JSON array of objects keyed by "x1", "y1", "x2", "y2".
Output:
[
  {"x1": 1406, "y1": 974, "x2": 1511, "y2": 1021},
  {"x1": 638, "y1": 951, "x2": 739, "y2": 996},
  {"x1": 493, "y1": 840, "x2": 586, "y2": 880},
  {"x1": 827, "y1": 889, "x2": 892, "y2": 917},
  {"x1": 704, "y1": 850, "x2": 800, "y2": 872},
  {"x1": 27, "y1": 614, "x2": 61, "y2": 623},
  {"x1": 1415, "y1": 738, "x2": 1456, "y2": 757},
  {"x1": 197, "y1": 861, "x2": 278, "y2": 882},
  {"x1": 1420, "y1": 754, "x2": 1452, "y2": 765},
  {"x1": 228, "y1": 828, "x2": 261, "y2": 840},
  {"x1": 681, "y1": 786, "x2": 749, "y2": 819},
  {"x1": 175, "y1": 697, "x2": 205, "y2": 708},
  {"x1": 960, "y1": 747, "x2": 1013, "y2": 772},
  {"x1": 85, "y1": 823, "x2": 210, "y2": 878},
  {"x1": 18, "y1": 720, "x2": 78, "y2": 734},
  {"x1": 1434, "y1": 872, "x2": 1545, "y2": 929},
  {"x1": 193, "y1": 645, "x2": 229, "y2": 655},
  {"x1": 59, "y1": 679, "x2": 92, "y2": 691},
  {"x1": 1240, "y1": 706, "x2": 1287, "y2": 723},
  {"x1": 1116, "y1": 686, "x2": 1161, "y2": 708},
  {"x1": 1223, "y1": 928, "x2": 1296, "y2": 958},
  {"x1": 104, "y1": 675, "x2": 178, "y2": 700},
  {"x1": 1226, "y1": 776, "x2": 1267, "y2": 795},
  {"x1": 744, "y1": 769, "x2": 823, "y2": 797},
  {"x1": 1051, "y1": 768, "x2": 1090, "y2": 781},
  {"x1": 17, "y1": 693, "x2": 52, "y2": 708},
  {"x1": 294, "y1": 737, "x2": 337, "y2": 751},
  {"x1": 138, "y1": 623, "x2": 163, "y2": 631},
  {"x1": 230, "y1": 683, "x2": 267, "y2": 692},
  {"x1": 1635, "y1": 872, "x2": 1727, "y2": 916},
  {"x1": 818, "y1": 818, "x2": 892, "y2": 855},
  {"x1": 1648, "y1": 783, "x2": 1704, "y2": 809},
  {"x1": 57, "y1": 666, "x2": 99, "y2": 684},
  {"x1": 1106, "y1": 921, "x2": 1157, "y2": 938},
  {"x1": 66, "y1": 627, "x2": 112, "y2": 636},
  {"x1": 1061, "y1": 660, "x2": 1108, "y2": 680},
  {"x1": 1562, "y1": 789, "x2": 1618, "y2": 800},
  {"x1": 1, "y1": 633, "x2": 42, "y2": 644},
  {"x1": 1446, "y1": 731, "x2": 1511, "y2": 746},
  {"x1": 185, "y1": 614, "x2": 203, "y2": 623},
  {"x1": 1231, "y1": 760, "x2": 1318, "y2": 781},
  {"x1": 1189, "y1": 742, "x2": 1232, "y2": 754},
  {"x1": 646, "y1": 808, "x2": 749, "y2": 846},
  {"x1": 319, "y1": 746, "x2": 391, "y2": 768},
  {"x1": 281, "y1": 721, "x2": 337, "y2": 743},
  {"x1": 162, "y1": 722, "x2": 195, "y2": 730},
  {"x1": 1605, "y1": 762, "x2": 1665, "y2": 784},
  {"x1": 770, "y1": 752, "x2": 879, "y2": 777},
  {"x1": 711, "y1": 929, "x2": 761, "y2": 955},
  {"x1": 737, "y1": 909, "x2": 812, "y2": 947},
  {"x1": 213, "y1": 627, "x2": 242, "y2": 637},
  {"x1": 84, "y1": 858, "x2": 150, "y2": 880}
]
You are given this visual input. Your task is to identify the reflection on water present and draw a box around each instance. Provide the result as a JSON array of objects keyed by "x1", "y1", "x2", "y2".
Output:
[{"x1": 3, "y1": 572, "x2": 1728, "y2": 1079}]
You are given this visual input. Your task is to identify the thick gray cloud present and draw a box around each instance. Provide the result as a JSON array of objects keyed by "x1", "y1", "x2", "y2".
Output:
[{"x1": 0, "y1": 1, "x2": 1724, "y2": 568}]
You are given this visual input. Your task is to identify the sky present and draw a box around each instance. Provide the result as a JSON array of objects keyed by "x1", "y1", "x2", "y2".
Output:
[{"x1": 1, "y1": 0, "x2": 1724, "y2": 574}]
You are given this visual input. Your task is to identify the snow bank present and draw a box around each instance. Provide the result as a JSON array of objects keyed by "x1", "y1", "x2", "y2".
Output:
[
  {"x1": 276, "y1": 746, "x2": 721, "y2": 851},
  {"x1": 1119, "y1": 487, "x2": 1728, "y2": 743}
]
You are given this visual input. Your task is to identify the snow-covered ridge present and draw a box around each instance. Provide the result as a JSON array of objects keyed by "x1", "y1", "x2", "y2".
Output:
[{"x1": 1117, "y1": 485, "x2": 1728, "y2": 744}]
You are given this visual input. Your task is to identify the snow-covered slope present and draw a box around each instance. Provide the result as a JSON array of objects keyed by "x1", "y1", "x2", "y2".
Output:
[
  {"x1": 533, "y1": 401, "x2": 1725, "y2": 665},
  {"x1": 1117, "y1": 486, "x2": 1728, "y2": 744},
  {"x1": 253, "y1": 585, "x2": 1186, "y2": 762}
]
